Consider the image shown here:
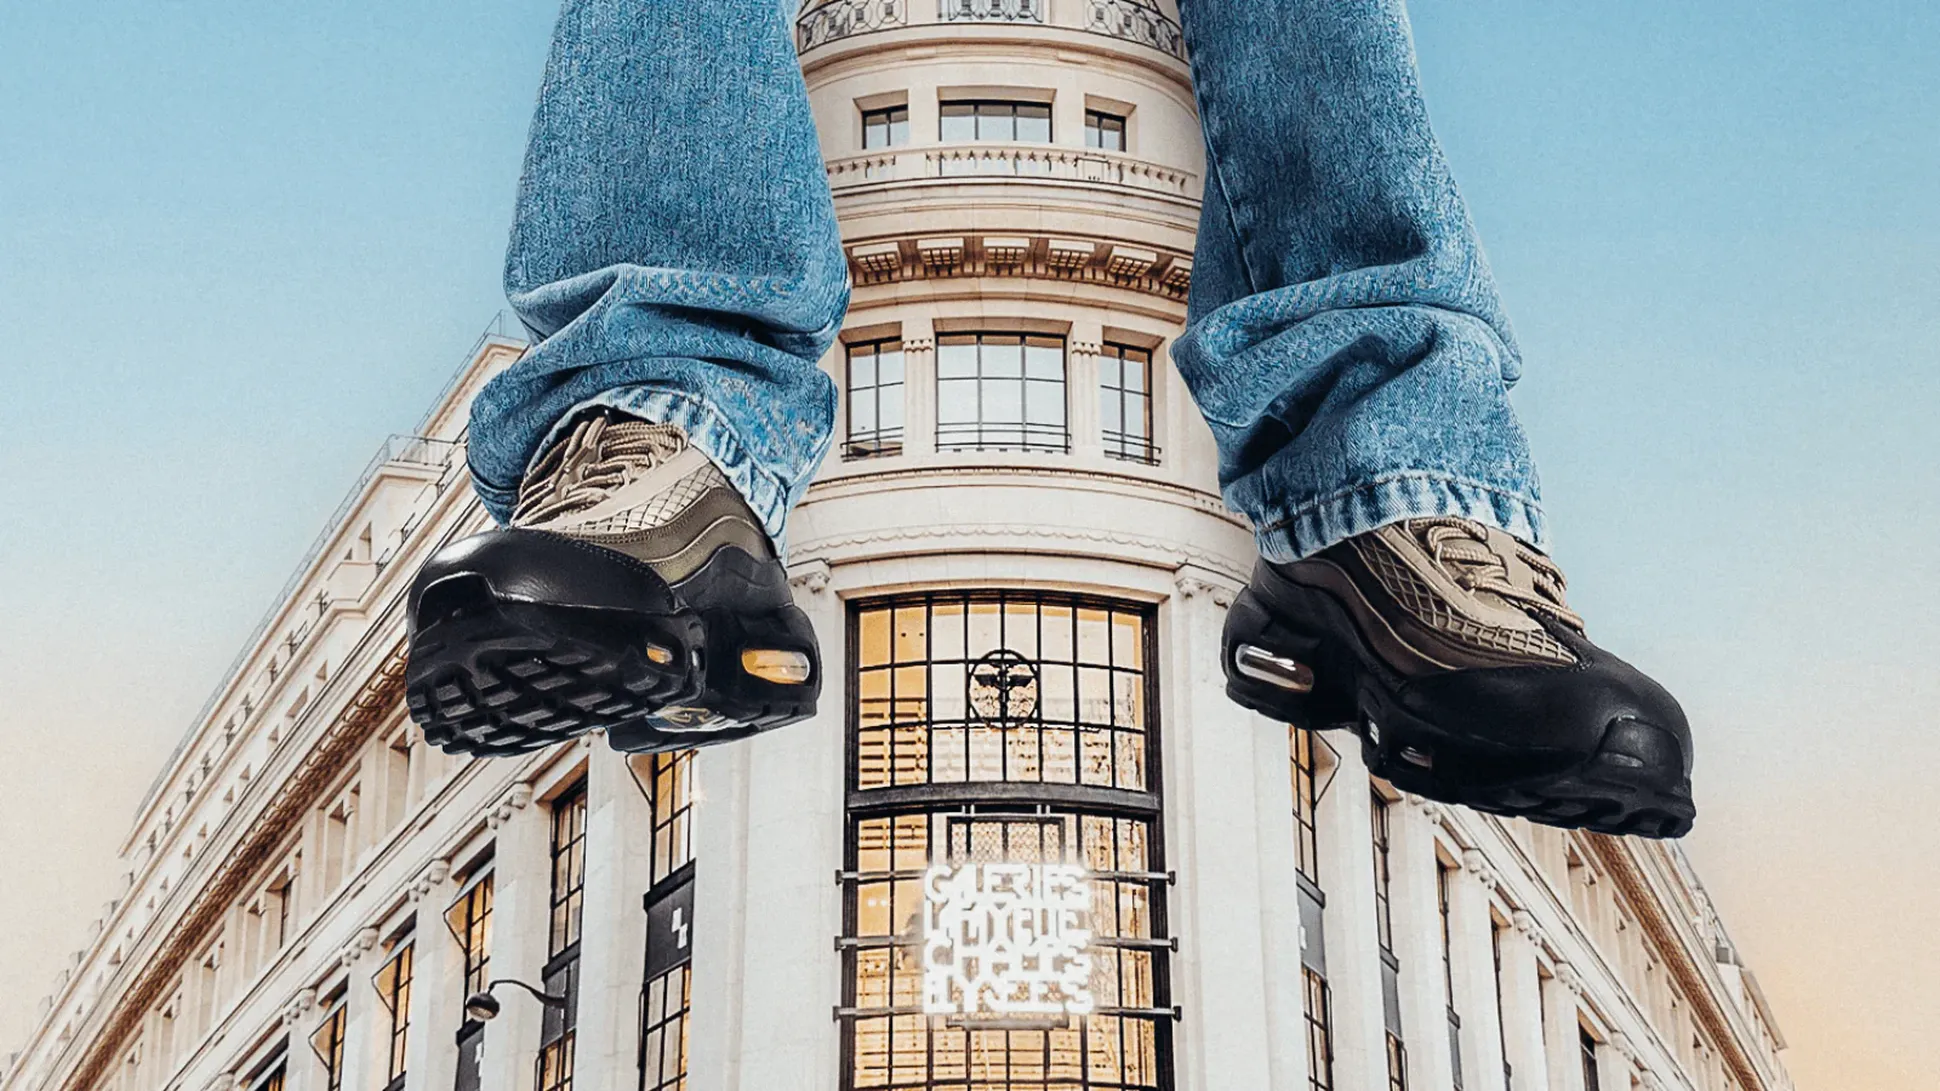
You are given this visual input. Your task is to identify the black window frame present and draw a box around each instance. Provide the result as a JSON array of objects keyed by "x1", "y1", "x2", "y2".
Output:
[
  {"x1": 538, "y1": 782, "x2": 590, "y2": 1091},
  {"x1": 1098, "y1": 342, "x2": 1158, "y2": 464},
  {"x1": 939, "y1": 99, "x2": 1054, "y2": 143},
  {"x1": 845, "y1": 337, "x2": 906, "y2": 459},
  {"x1": 1085, "y1": 109, "x2": 1127, "y2": 152},
  {"x1": 839, "y1": 591, "x2": 1175, "y2": 1091},
  {"x1": 863, "y1": 104, "x2": 911, "y2": 150},
  {"x1": 374, "y1": 935, "x2": 414, "y2": 1091},
  {"x1": 639, "y1": 752, "x2": 697, "y2": 1091},
  {"x1": 935, "y1": 332, "x2": 1069, "y2": 453}
]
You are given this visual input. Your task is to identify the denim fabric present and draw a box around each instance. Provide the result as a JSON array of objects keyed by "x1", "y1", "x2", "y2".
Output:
[
  {"x1": 467, "y1": 0, "x2": 848, "y2": 546},
  {"x1": 1172, "y1": 0, "x2": 1546, "y2": 560},
  {"x1": 472, "y1": 0, "x2": 1546, "y2": 562}
]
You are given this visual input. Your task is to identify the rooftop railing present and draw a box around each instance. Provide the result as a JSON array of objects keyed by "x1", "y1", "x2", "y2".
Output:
[{"x1": 797, "y1": 0, "x2": 1184, "y2": 59}]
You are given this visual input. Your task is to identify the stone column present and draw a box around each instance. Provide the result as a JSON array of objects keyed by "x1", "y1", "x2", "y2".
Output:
[
  {"x1": 403, "y1": 861, "x2": 457, "y2": 1091},
  {"x1": 1314, "y1": 743, "x2": 1385, "y2": 1091},
  {"x1": 1067, "y1": 318, "x2": 1104, "y2": 461},
  {"x1": 478, "y1": 784, "x2": 544, "y2": 1091},
  {"x1": 571, "y1": 751, "x2": 657, "y2": 1091},
  {"x1": 1450, "y1": 850, "x2": 1508, "y2": 1091},
  {"x1": 335, "y1": 929, "x2": 382, "y2": 1091},
  {"x1": 1390, "y1": 800, "x2": 1455, "y2": 1091},
  {"x1": 903, "y1": 315, "x2": 937, "y2": 458},
  {"x1": 1497, "y1": 913, "x2": 1548, "y2": 1091},
  {"x1": 1161, "y1": 571, "x2": 1308, "y2": 1090},
  {"x1": 688, "y1": 578, "x2": 847, "y2": 1091},
  {"x1": 1542, "y1": 966, "x2": 1589, "y2": 1091}
]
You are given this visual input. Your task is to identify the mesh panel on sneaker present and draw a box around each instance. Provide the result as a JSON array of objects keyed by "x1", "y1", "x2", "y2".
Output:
[
  {"x1": 1353, "y1": 537, "x2": 1575, "y2": 664},
  {"x1": 572, "y1": 463, "x2": 730, "y2": 536}
]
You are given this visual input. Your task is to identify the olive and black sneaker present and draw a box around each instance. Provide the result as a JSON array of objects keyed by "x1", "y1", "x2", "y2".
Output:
[
  {"x1": 1222, "y1": 518, "x2": 1694, "y2": 838},
  {"x1": 405, "y1": 410, "x2": 819, "y2": 756}
]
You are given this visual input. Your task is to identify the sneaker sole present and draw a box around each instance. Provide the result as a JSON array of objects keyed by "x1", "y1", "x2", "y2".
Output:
[
  {"x1": 1221, "y1": 571, "x2": 1695, "y2": 839},
  {"x1": 406, "y1": 571, "x2": 818, "y2": 756}
]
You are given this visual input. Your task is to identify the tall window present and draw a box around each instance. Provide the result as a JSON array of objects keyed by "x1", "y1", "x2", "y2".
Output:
[
  {"x1": 846, "y1": 338, "x2": 906, "y2": 458},
  {"x1": 375, "y1": 935, "x2": 414, "y2": 1091},
  {"x1": 1085, "y1": 110, "x2": 1127, "y2": 151},
  {"x1": 863, "y1": 105, "x2": 910, "y2": 149},
  {"x1": 1289, "y1": 728, "x2": 1332, "y2": 1091},
  {"x1": 1580, "y1": 1028, "x2": 1602, "y2": 1091},
  {"x1": 449, "y1": 868, "x2": 495, "y2": 997},
  {"x1": 1371, "y1": 793, "x2": 1406, "y2": 1091},
  {"x1": 249, "y1": 1057, "x2": 287, "y2": 1091},
  {"x1": 311, "y1": 990, "x2": 348, "y2": 1091},
  {"x1": 1099, "y1": 343, "x2": 1156, "y2": 463},
  {"x1": 1439, "y1": 866, "x2": 1463, "y2": 1090},
  {"x1": 640, "y1": 752, "x2": 697, "y2": 1091},
  {"x1": 936, "y1": 333, "x2": 1068, "y2": 452},
  {"x1": 539, "y1": 783, "x2": 589, "y2": 1091},
  {"x1": 842, "y1": 593, "x2": 1172, "y2": 1091},
  {"x1": 1371, "y1": 794, "x2": 1395, "y2": 953},
  {"x1": 940, "y1": 100, "x2": 1052, "y2": 142}
]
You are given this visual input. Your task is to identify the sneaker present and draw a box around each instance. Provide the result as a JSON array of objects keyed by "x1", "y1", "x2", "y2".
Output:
[
  {"x1": 1221, "y1": 518, "x2": 1694, "y2": 837},
  {"x1": 405, "y1": 411, "x2": 819, "y2": 756}
]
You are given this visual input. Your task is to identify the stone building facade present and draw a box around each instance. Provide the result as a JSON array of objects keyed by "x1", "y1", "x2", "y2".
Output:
[{"x1": 4, "y1": 5, "x2": 1793, "y2": 1091}]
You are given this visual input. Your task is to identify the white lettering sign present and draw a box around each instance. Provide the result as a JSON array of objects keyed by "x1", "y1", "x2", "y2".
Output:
[{"x1": 922, "y1": 863, "x2": 1095, "y2": 1019}]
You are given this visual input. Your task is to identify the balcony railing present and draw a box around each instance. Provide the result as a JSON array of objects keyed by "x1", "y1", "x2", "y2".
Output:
[
  {"x1": 826, "y1": 143, "x2": 1199, "y2": 199},
  {"x1": 797, "y1": 0, "x2": 1183, "y2": 58}
]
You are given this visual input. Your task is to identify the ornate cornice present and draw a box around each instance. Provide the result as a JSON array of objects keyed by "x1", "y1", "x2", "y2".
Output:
[
  {"x1": 791, "y1": 522, "x2": 1250, "y2": 586},
  {"x1": 406, "y1": 860, "x2": 452, "y2": 905},
  {"x1": 338, "y1": 927, "x2": 381, "y2": 971},
  {"x1": 1587, "y1": 836, "x2": 1771, "y2": 1090},
  {"x1": 484, "y1": 784, "x2": 534, "y2": 831},
  {"x1": 65, "y1": 643, "x2": 410, "y2": 1091},
  {"x1": 843, "y1": 232, "x2": 1191, "y2": 301}
]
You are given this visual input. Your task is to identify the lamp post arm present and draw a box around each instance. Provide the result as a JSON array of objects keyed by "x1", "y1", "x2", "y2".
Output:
[{"x1": 485, "y1": 978, "x2": 568, "y2": 1007}]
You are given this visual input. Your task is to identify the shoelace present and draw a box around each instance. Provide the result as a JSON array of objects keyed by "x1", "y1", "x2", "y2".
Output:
[
  {"x1": 1407, "y1": 517, "x2": 1585, "y2": 632},
  {"x1": 512, "y1": 413, "x2": 685, "y2": 525}
]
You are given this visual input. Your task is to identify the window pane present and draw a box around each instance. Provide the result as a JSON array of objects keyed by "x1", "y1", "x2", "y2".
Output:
[
  {"x1": 1016, "y1": 104, "x2": 1052, "y2": 142},
  {"x1": 937, "y1": 338, "x2": 977, "y2": 378},
  {"x1": 983, "y1": 337, "x2": 1024, "y2": 378},
  {"x1": 984, "y1": 380, "x2": 1023, "y2": 426},
  {"x1": 1025, "y1": 340, "x2": 1064, "y2": 379},
  {"x1": 940, "y1": 102, "x2": 976, "y2": 142},
  {"x1": 1026, "y1": 380, "x2": 1064, "y2": 426},
  {"x1": 938, "y1": 378, "x2": 978, "y2": 425},
  {"x1": 878, "y1": 349, "x2": 904, "y2": 385}
]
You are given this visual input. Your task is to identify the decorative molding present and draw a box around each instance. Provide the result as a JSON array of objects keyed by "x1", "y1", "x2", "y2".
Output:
[
  {"x1": 788, "y1": 558, "x2": 833, "y2": 595},
  {"x1": 204, "y1": 1071, "x2": 240, "y2": 1091},
  {"x1": 1554, "y1": 960, "x2": 1586, "y2": 997},
  {"x1": 840, "y1": 231, "x2": 1192, "y2": 301},
  {"x1": 408, "y1": 859, "x2": 452, "y2": 904},
  {"x1": 793, "y1": 521, "x2": 1250, "y2": 587},
  {"x1": 66, "y1": 645, "x2": 410, "y2": 1091},
  {"x1": 485, "y1": 784, "x2": 534, "y2": 830},
  {"x1": 1587, "y1": 837, "x2": 1772, "y2": 1091},
  {"x1": 1171, "y1": 563, "x2": 1238, "y2": 608},
  {"x1": 278, "y1": 987, "x2": 317, "y2": 1029},
  {"x1": 1460, "y1": 847, "x2": 1500, "y2": 891},
  {"x1": 339, "y1": 927, "x2": 381, "y2": 970}
]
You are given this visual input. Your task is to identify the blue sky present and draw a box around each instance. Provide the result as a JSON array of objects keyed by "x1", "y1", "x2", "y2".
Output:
[{"x1": 2, "y1": 1, "x2": 1936, "y2": 1085}]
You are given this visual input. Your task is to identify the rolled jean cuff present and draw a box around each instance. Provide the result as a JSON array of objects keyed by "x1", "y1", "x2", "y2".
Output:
[
  {"x1": 498, "y1": 385, "x2": 804, "y2": 553},
  {"x1": 1251, "y1": 472, "x2": 1549, "y2": 563}
]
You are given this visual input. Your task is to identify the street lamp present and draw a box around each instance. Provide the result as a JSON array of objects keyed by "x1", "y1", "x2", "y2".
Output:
[{"x1": 463, "y1": 978, "x2": 567, "y2": 1022}]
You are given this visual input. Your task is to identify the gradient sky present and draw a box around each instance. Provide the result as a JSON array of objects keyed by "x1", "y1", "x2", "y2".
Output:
[{"x1": 2, "y1": 1, "x2": 1935, "y2": 1086}]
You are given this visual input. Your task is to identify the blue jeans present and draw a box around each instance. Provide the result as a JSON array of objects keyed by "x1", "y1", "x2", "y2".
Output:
[{"x1": 468, "y1": 0, "x2": 1545, "y2": 562}]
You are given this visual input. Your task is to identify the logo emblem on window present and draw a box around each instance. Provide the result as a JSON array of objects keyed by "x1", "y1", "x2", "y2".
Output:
[
  {"x1": 922, "y1": 862, "x2": 1095, "y2": 1023},
  {"x1": 969, "y1": 649, "x2": 1040, "y2": 723}
]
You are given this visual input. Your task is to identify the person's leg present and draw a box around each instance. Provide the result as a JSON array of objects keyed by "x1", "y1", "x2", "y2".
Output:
[
  {"x1": 1173, "y1": 0, "x2": 1534, "y2": 560},
  {"x1": 470, "y1": 0, "x2": 848, "y2": 545},
  {"x1": 406, "y1": 0, "x2": 843, "y2": 757},
  {"x1": 1177, "y1": 0, "x2": 1695, "y2": 837}
]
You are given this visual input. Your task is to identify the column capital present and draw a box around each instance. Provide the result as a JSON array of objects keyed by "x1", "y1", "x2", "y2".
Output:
[
  {"x1": 1460, "y1": 847, "x2": 1499, "y2": 890},
  {"x1": 788, "y1": 557, "x2": 833, "y2": 595},
  {"x1": 1172, "y1": 562, "x2": 1239, "y2": 607},
  {"x1": 408, "y1": 859, "x2": 452, "y2": 903},
  {"x1": 280, "y1": 987, "x2": 318, "y2": 1028},
  {"x1": 339, "y1": 927, "x2": 382, "y2": 970},
  {"x1": 1553, "y1": 960, "x2": 1586, "y2": 997},
  {"x1": 485, "y1": 783, "x2": 534, "y2": 829}
]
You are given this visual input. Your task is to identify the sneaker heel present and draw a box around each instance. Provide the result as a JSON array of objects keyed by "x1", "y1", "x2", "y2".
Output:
[{"x1": 1221, "y1": 587, "x2": 1325, "y2": 723}]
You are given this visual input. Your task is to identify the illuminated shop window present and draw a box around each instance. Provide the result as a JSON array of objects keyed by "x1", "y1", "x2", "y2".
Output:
[
  {"x1": 1371, "y1": 793, "x2": 1407, "y2": 1091},
  {"x1": 310, "y1": 989, "x2": 348, "y2": 1091},
  {"x1": 374, "y1": 935, "x2": 414, "y2": 1091},
  {"x1": 639, "y1": 752, "x2": 697, "y2": 1091},
  {"x1": 538, "y1": 783, "x2": 589, "y2": 1091},
  {"x1": 1289, "y1": 727, "x2": 1334, "y2": 1091},
  {"x1": 841, "y1": 593, "x2": 1172, "y2": 1091}
]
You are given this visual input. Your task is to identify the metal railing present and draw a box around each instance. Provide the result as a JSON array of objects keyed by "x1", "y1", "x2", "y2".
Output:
[
  {"x1": 825, "y1": 143, "x2": 1199, "y2": 198},
  {"x1": 796, "y1": 0, "x2": 1183, "y2": 58}
]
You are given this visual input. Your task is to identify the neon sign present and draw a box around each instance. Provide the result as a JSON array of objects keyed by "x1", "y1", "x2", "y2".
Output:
[{"x1": 922, "y1": 863, "x2": 1095, "y2": 1021}]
